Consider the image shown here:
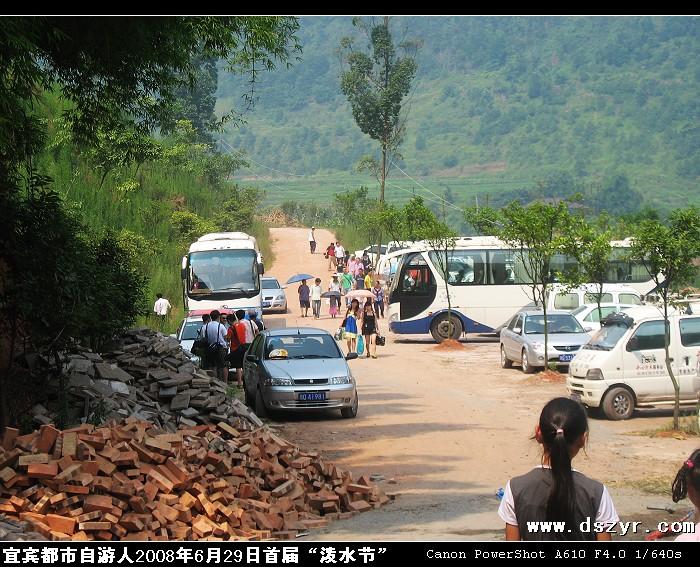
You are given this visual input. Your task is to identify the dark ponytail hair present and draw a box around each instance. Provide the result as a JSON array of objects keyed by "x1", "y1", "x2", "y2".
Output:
[
  {"x1": 539, "y1": 397, "x2": 588, "y2": 536},
  {"x1": 672, "y1": 448, "x2": 700, "y2": 503}
]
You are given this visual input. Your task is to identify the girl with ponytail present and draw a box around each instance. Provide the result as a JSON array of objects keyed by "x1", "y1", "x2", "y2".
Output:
[
  {"x1": 498, "y1": 397, "x2": 619, "y2": 540},
  {"x1": 671, "y1": 449, "x2": 700, "y2": 541}
]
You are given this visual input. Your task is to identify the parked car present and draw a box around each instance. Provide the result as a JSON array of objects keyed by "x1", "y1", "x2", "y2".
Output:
[
  {"x1": 500, "y1": 309, "x2": 590, "y2": 373},
  {"x1": 261, "y1": 276, "x2": 287, "y2": 313},
  {"x1": 567, "y1": 306, "x2": 700, "y2": 420},
  {"x1": 571, "y1": 303, "x2": 637, "y2": 333},
  {"x1": 243, "y1": 328, "x2": 358, "y2": 419}
]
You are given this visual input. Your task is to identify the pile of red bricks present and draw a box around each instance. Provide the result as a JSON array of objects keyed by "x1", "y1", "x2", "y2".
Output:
[{"x1": 0, "y1": 419, "x2": 389, "y2": 540}]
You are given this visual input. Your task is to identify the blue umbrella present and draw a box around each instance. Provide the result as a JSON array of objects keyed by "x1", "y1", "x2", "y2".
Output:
[{"x1": 286, "y1": 273, "x2": 315, "y2": 285}]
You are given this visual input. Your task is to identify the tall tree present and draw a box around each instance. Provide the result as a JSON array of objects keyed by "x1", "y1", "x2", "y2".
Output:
[
  {"x1": 339, "y1": 16, "x2": 418, "y2": 204},
  {"x1": 467, "y1": 201, "x2": 574, "y2": 369},
  {"x1": 628, "y1": 207, "x2": 700, "y2": 429}
]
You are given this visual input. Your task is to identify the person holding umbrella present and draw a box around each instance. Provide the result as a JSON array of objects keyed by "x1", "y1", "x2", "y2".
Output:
[
  {"x1": 328, "y1": 275, "x2": 341, "y2": 319},
  {"x1": 298, "y1": 279, "x2": 311, "y2": 318}
]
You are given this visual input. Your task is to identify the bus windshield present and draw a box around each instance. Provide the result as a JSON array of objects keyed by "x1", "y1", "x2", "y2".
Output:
[{"x1": 188, "y1": 250, "x2": 259, "y2": 296}]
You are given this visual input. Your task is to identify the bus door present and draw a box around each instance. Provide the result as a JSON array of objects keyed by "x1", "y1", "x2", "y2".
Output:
[{"x1": 394, "y1": 253, "x2": 437, "y2": 320}]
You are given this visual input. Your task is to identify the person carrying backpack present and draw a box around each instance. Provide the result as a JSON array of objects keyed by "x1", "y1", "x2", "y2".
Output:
[{"x1": 204, "y1": 309, "x2": 228, "y2": 383}]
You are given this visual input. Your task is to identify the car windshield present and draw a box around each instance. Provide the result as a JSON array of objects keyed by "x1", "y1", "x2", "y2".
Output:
[
  {"x1": 262, "y1": 279, "x2": 280, "y2": 290},
  {"x1": 265, "y1": 334, "x2": 341, "y2": 359},
  {"x1": 180, "y1": 321, "x2": 203, "y2": 341},
  {"x1": 524, "y1": 314, "x2": 585, "y2": 334},
  {"x1": 584, "y1": 322, "x2": 629, "y2": 351},
  {"x1": 571, "y1": 305, "x2": 589, "y2": 317}
]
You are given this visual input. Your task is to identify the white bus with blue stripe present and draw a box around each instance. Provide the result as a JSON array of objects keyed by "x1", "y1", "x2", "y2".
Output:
[{"x1": 387, "y1": 237, "x2": 655, "y2": 343}]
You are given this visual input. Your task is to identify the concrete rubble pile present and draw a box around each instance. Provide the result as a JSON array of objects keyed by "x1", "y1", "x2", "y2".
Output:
[
  {"x1": 0, "y1": 419, "x2": 390, "y2": 541},
  {"x1": 39, "y1": 328, "x2": 263, "y2": 431}
]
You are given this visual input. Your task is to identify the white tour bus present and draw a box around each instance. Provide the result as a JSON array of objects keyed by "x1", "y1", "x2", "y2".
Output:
[
  {"x1": 181, "y1": 232, "x2": 264, "y2": 315},
  {"x1": 387, "y1": 236, "x2": 655, "y2": 342}
]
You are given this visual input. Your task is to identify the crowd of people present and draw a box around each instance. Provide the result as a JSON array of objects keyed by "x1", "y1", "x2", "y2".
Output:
[{"x1": 196, "y1": 308, "x2": 264, "y2": 387}]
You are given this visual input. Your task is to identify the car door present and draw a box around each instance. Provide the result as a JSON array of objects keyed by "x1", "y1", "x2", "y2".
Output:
[
  {"x1": 503, "y1": 314, "x2": 524, "y2": 359},
  {"x1": 621, "y1": 319, "x2": 673, "y2": 402},
  {"x1": 244, "y1": 335, "x2": 265, "y2": 396},
  {"x1": 676, "y1": 317, "x2": 700, "y2": 400}
]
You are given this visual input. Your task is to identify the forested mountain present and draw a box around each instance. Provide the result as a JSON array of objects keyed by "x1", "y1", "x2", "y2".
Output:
[{"x1": 218, "y1": 16, "x2": 700, "y2": 212}]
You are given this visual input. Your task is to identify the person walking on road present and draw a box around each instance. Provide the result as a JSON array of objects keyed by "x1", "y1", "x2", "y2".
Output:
[
  {"x1": 308, "y1": 227, "x2": 316, "y2": 254},
  {"x1": 329, "y1": 275, "x2": 341, "y2": 318},
  {"x1": 153, "y1": 293, "x2": 171, "y2": 328},
  {"x1": 226, "y1": 313, "x2": 243, "y2": 387},
  {"x1": 354, "y1": 267, "x2": 366, "y2": 290},
  {"x1": 311, "y1": 278, "x2": 323, "y2": 319},
  {"x1": 334, "y1": 242, "x2": 345, "y2": 270},
  {"x1": 298, "y1": 279, "x2": 311, "y2": 318},
  {"x1": 343, "y1": 299, "x2": 360, "y2": 354},
  {"x1": 340, "y1": 267, "x2": 354, "y2": 306},
  {"x1": 498, "y1": 397, "x2": 619, "y2": 541},
  {"x1": 205, "y1": 309, "x2": 228, "y2": 383},
  {"x1": 372, "y1": 280, "x2": 385, "y2": 318},
  {"x1": 326, "y1": 242, "x2": 336, "y2": 271},
  {"x1": 361, "y1": 299, "x2": 380, "y2": 359}
]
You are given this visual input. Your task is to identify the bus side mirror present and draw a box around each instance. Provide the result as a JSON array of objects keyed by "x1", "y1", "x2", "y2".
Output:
[
  {"x1": 181, "y1": 256, "x2": 187, "y2": 279},
  {"x1": 626, "y1": 337, "x2": 639, "y2": 351},
  {"x1": 258, "y1": 262, "x2": 265, "y2": 275}
]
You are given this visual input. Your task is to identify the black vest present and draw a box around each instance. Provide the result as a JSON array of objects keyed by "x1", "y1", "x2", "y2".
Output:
[{"x1": 510, "y1": 467, "x2": 604, "y2": 541}]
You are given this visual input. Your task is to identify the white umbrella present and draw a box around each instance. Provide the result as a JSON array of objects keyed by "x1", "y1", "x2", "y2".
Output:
[{"x1": 346, "y1": 289, "x2": 375, "y2": 300}]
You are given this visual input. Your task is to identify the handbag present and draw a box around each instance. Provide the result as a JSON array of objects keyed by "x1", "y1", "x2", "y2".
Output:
[
  {"x1": 191, "y1": 323, "x2": 208, "y2": 356},
  {"x1": 357, "y1": 335, "x2": 365, "y2": 355},
  {"x1": 376, "y1": 334, "x2": 386, "y2": 347}
]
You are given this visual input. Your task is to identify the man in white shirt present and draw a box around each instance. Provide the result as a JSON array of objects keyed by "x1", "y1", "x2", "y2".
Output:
[
  {"x1": 311, "y1": 278, "x2": 323, "y2": 319},
  {"x1": 308, "y1": 227, "x2": 316, "y2": 254},
  {"x1": 153, "y1": 293, "x2": 171, "y2": 327},
  {"x1": 334, "y1": 241, "x2": 345, "y2": 269}
]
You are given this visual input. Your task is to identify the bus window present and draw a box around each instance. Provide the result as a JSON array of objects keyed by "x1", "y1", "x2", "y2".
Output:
[
  {"x1": 489, "y1": 250, "x2": 530, "y2": 284},
  {"x1": 430, "y1": 250, "x2": 487, "y2": 285},
  {"x1": 619, "y1": 293, "x2": 642, "y2": 305},
  {"x1": 554, "y1": 293, "x2": 579, "y2": 310}
]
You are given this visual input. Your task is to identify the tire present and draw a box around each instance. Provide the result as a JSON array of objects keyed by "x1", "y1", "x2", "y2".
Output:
[
  {"x1": 430, "y1": 314, "x2": 463, "y2": 343},
  {"x1": 521, "y1": 349, "x2": 535, "y2": 374},
  {"x1": 341, "y1": 394, "x2": 358, "y2": 419},
  {"x1": 255, "y1": 388, "x2": 268, "y2": 419},
  {"x1": 500, "y1": 345, "x2": 513, "y2": 368},
  {"x1": 602, "y1": 387, "x2": 634, "y2": 420}
]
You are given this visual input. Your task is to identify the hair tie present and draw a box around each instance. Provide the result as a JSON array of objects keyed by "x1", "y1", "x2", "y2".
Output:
[
  {"x1": 556, "y1": 428, "x2": 564, "y2": 435},
  {"x1": 686, "y1": 460, "x2": 695, "y2": 469}
]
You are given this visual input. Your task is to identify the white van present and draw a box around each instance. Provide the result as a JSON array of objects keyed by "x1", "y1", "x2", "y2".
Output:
[
  {"x1": 549, "y1": 283, "x2": 642, "y2": 311},
  {"x1": 567, "y1": 306, "x2": 700, "y2": 420}
]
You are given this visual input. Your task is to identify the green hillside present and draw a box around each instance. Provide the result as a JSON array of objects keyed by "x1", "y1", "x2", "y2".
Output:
[{"x1": 218, "y1": 16, "x2": 700, "y2": 212}]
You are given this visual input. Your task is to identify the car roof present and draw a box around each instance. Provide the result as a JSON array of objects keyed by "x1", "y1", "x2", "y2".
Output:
[
  {"x1": 263, "y1": 327, "x2": 331, "y2": 337},
  {"x1": 261, "y1": 276, "x2": 279, "y2": 281},
  {"x1": 518, "y1": 309, "x2": 574, "y2": 317}
]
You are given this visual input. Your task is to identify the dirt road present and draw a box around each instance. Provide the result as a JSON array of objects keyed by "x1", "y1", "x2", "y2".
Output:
[{"x1": 264, "y1": 228, "x2": 698, "y2": 540}]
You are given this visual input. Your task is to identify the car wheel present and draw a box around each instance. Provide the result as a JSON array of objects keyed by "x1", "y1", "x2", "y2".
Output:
[
  {"x1": 244, "y1": 385, "x2": 253, "y2": 408},
  {"x1": 430, "y1": 314, "x2": 463, "y2": 343},
  {"x1": 521, "y1": 349, "x2": 535, "y2": 374},
  {"x1": 602, "y1": 387, "x2": 634, "y2": 420},
  {"x1": 341, "y1": 394, "x2": 358, "y2": 419},
  {"x1": 500, "y1": 345, "x2": 513, "y2": 368},
  {"x1": 254, "y1": 388, "x2": 268, "y2": 418}
]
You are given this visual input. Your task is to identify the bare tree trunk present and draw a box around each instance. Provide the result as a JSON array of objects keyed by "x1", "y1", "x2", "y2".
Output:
[
  {"x1": 542, "y1": 281, "x2": 549, "y2": 373},
  {"x1": 663, "y1": 297, "x2": 681, "y2": 429}
]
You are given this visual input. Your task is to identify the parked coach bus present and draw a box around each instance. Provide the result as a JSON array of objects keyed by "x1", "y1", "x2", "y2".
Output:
[
  {"x1": 387, "y1": 237, "x2": 654, "y2": 343},
  {"x1": 181, "y1": 232, "x2": 264, "y2": 316}
]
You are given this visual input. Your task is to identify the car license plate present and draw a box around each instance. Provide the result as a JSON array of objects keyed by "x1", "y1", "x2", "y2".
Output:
[
  {"x1": 570, "y1": 392, "x2": 582, "y2": 403},
  {"x1": 262, "y1": 301, "x2": 271, "y2": 307},
  {"x1": 559, "y1": 354, "x2": 574, "y2": 362},
  {"x1": 298, "y1": 392, "x2": 326, "y2": 401}
]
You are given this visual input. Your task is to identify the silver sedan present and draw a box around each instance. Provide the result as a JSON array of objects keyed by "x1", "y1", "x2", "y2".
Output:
[
  {"x1": 243, "y1": 328, "x2": 359, "y2": 418},
  {"x1": 500, "y1": 309, "x2": 590, "y2": 373}
]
